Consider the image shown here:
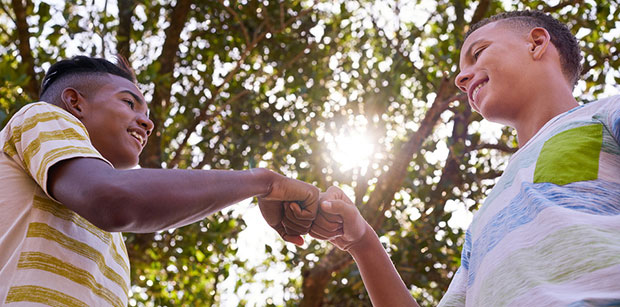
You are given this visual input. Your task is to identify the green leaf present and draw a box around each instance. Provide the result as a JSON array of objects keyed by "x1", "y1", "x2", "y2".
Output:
[{"x1": 195, "y1": 249, "x2": 205, "y2": 262}]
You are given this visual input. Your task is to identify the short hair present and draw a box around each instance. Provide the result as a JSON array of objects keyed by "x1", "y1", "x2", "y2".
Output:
[
  {"x1": 465, "y1": 10, "x2": 583, "y2": 87},
  {"x1": 40, "y1": 55, "x2": 136, "y2": 102}
]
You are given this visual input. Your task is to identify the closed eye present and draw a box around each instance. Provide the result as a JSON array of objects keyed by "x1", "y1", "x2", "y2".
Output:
[
  {"x1": 123, "y1": 99, "x2": 135, "y2": 109},
  {"x1": 473, "y1": 46, "x2": 486, "y2": 61}
]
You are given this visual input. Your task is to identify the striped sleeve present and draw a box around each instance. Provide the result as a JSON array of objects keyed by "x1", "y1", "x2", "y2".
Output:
[{"x1": 1, "y1": 102, "x2": 111, "y2": 198}]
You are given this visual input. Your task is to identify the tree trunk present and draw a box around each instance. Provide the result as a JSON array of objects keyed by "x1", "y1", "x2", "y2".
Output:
[
  {"x1": 116, "y1": 0, "x2": 135, "y2": 61},
  {"x1": 11, "y1": 0, "x2": 39, "y2": 99},
  {"x1": 300, "y1": 264, "x2": 332, "y2": 307},
  {"x1": 300, "y1": 248, "x2": 354, "y2": 307},
  {"x1": 139, "y1": 0, "x2": 192, "y2": 168},
  {"x1": 130, "y1": 0, "x2": 193, "y2": 276}
]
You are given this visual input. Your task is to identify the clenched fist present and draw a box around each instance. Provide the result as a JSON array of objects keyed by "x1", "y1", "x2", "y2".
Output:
[
  {"x1": 309, "y1": 186, "x2": 369, "y2": 252},
  {"x1": 257, "y1": 172, "x2": 319, "y2": 245}
]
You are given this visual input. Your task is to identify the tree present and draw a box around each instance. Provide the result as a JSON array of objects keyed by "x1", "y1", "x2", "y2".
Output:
[{"x1": 1, "y1": 0, "x2": 618, "y2": 305}]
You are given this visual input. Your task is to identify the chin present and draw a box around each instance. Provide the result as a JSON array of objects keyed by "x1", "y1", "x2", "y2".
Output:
[{"x1": 478, "y1": 103, "x2": 502, "y2": 122}]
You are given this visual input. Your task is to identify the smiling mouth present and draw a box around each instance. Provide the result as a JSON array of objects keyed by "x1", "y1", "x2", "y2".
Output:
[
  {"x1": 472, "y1": 81, "x2": 488, "y2": 104},
  {"x1": 129, "y1": 131, "x2": 145, "y2": 147}
]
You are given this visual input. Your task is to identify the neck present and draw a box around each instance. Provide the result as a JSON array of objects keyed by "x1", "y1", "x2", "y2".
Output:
[{"x1": 513, "y1": 83, "x2": 578, "y2": 146}]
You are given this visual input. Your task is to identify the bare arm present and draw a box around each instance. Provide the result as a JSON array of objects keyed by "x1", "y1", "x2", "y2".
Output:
[
  {"x1": 309, "y1": 186, "x2": 419, "y2": 307},
  {"x1": 347, "y1": 222, "x2": 419, "y2": 307},
  {"x1": 48, "y1": 157, "x2": 318, "y2": 237}
]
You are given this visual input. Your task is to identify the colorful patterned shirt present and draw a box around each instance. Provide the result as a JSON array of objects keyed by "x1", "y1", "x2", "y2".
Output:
[
  {"x1": 439, "y1": 95, "x2": 620, "y2": 306},
  {"x1": 0, "y1": 102, "x2": 130, "y2": 307}
]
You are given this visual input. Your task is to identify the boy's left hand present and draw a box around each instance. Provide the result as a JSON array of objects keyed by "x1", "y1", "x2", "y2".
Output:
[{"x1": 308, "y1": 186, "x2": 348, "y2": 240}]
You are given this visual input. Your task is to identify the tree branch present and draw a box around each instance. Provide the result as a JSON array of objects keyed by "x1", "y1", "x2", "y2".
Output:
[
  {"x1": 10, "y1": 0, "x2": 39, "y2": 99},
  {"x1": 301, "y1": 247, "x2": 352, "y2": 307},
  {"x1": 218, "y1": 0, "x2": 250, "y2": 47},
  {"x1": 279, "y1": 1, "x2": 285, "y2": 29},
  {"x1": 474, "y1": 142, "x2": 518, "y2": 153},
  {"x1": 168, "y1": 7, "x2": 316, "y2": 168},
  {"x1": 369, "y1": 9, "x2": 422, "y2": 76},
  {"x1": 354, "y1": 171, "x2": 370, "y2": 208},
  {"x1": 0, "y1": 1, "x2": 17, "y2": 26},
  {"x1": 0, "y1": 22, "x2": 12, "y2": 38},
  {"x1": 100, "y1": 0, "x2": 110, "y2": 56},
  {"x1": 140, "y1": 0, "x2": 192, "y2": 168},
  {"x1": 116, "y1": 0, "x2": 135, "y2": 60},
  {"x1": 361, "y1": 80, "x2": 460, "y2": 228},
  {"x1": 300, "y1": 2, "x2": 476, "y2": 300},
  {"x1": 182, "y1": 41, "x2": 313, "y2": 168},
  {"x1": 470, "y1": 0, "x2": 491, "y2": 25},
  {"x1": 476, "y1": 169, "x2": 503, "y2": 180},
  {"x1": 420, "y1": 103, "x2": 471, "y2": 223},
  {"x1": 168, "y1": 89, "x2": 250, "y2": 167}
]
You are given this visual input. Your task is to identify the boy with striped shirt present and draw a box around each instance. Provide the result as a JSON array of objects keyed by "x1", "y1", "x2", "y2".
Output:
[
  {"x1": 0, "y1": 56, "x2": 319, "y2": 305},
  {"x1": 309, "y1": 10, "x2": 620, "y2": 306}
]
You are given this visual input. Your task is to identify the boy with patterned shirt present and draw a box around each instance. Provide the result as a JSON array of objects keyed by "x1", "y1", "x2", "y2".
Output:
[
  {"x1": 308, "y1": 10, "x2": 620, "y2": 306},
  {"x1": 0, "y1": 57, "x2": 320, "y2": 305}
]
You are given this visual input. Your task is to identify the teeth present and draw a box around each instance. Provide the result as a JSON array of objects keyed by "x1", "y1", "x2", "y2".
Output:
[
  {"x1": 473, "y1": 81, "x2": 487, "y2": 102},
  {"x1": 129, "y1": 131, "x2": 144, "y2": 145}
]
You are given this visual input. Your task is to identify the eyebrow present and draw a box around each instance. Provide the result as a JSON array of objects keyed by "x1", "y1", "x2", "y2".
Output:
[
  {"x1": 121, "y1": 90, "x2": 145, "y2": 106},
  {"x1": 120, "y1": 90, "x2": 150, "y2": 117},
  {"x1": 464, "y1": 38, "x2": 484, "y2": 61}
]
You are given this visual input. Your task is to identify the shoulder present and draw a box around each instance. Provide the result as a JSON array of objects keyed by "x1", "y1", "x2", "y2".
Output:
[
  {"x1": 10, "y1": 101, "x2": 75, "y2": 123},
  {"x1": 582, "y1": 95, "x2": 620, "y2": 128},
  {"x1": 596, "y1": 94, "x2": 620, "y2": 105},
  {"x1": 1, "y1": 102, "x2": 89, "y2": 157},
  {"x1": 553, "y1": 95, "x2": 620, "y2": 129},
  {"x1": 581, "y1": 95, "x2": 620, "y2": 113},
  {"x1": 4, "y1": 101, "x2": 86, "y2": 136}
]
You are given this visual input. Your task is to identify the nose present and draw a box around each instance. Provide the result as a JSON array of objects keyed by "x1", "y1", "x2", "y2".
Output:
[
  {"x1": 455, "y1": 69, "x2": 473, "y2": 93},
  {"x1": 137, "y1": 114, "x2": 154, "y2": 136}
]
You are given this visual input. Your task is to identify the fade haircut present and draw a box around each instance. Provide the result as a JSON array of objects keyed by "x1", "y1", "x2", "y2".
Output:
[
  {"x1": 40, "y1": 55, "x2": 136, "y2": 105},
  {"x1": 465, "y1": 10, "x2": 583, "y2": 87}
]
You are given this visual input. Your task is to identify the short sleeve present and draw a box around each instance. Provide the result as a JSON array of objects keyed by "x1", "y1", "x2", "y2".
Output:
[
  {"x1": 437, "y1": 229, "x2": 472, "y2": 307},
  {"x1": 606, "y1": 96, "x2": 620, "y2": 145},
  {"x1": 437, "y1": 266, "x2": 468, "y2": 307},
  {"x1": 1, "y1": 102, "x2": 112, "y2": 198}
]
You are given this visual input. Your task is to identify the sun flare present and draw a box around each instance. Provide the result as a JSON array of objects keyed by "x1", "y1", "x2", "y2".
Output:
[{"x1": 330, "y1": 132, "x2": 375, "y2": 173}]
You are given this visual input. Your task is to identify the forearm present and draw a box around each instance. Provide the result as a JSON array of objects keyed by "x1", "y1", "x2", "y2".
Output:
[
  {"x1": 50, "y1": 158, "x2": 275, "y2": 233},
  {"x1": 348, "y1": 225, "x2": 419, "y2": 307},
  {"x1": 108, "y1": 167, "x2": 273, "y2": 232}
]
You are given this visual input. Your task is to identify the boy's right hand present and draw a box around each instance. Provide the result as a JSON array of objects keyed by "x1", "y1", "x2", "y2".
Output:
[
  {"x1": 257, "y1": 170, "x2": 319, "y2": 246},
  {"x1": 309, "y1": 186, "x2": 370, "y2": 252}
]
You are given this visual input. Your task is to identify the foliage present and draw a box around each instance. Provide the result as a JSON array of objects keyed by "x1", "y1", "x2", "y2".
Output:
[{"x1": 1, "y1": 0, "x2": 618, "y2": 306}]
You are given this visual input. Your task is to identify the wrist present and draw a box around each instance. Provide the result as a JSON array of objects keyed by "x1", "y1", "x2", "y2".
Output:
[
  {"x1": 347, "y1": 223, "x2": 379, "y2": 257},
  {"x1": 249, "y1": 168, "x2": 277, "y2": 198}
]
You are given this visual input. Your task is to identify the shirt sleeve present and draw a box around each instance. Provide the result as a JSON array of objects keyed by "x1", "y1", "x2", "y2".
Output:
[
  {"x1": 437, "y1": 266, "x2": 468, "y2": 307},
  {"x1": 437, "y1": 228, "x2": 472, "y2": 307},
  {"x1": 606, "y1": 96, "x2": 620, "y2": 146},
  {"x1": 1, "y1": 102, "x2": 112, "y2": 199}
]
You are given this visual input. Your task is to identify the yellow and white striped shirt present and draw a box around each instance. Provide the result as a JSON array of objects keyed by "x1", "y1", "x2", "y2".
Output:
[{"x1": 0, "y1": 102, "x2": 130, "y2": 306}]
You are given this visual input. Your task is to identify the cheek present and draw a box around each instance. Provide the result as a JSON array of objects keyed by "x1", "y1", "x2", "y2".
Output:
[{"x1": 489, "y1": 60, "x2": 525, "y2": 92}]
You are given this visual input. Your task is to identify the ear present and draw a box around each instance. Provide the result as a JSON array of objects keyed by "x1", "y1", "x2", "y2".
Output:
[
  {"x1": 60, "y1": 88, "x2": 86, "y2": 119},
  {"x1": 528, "y1": 27, "x2": 551, "y2": 60}
]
